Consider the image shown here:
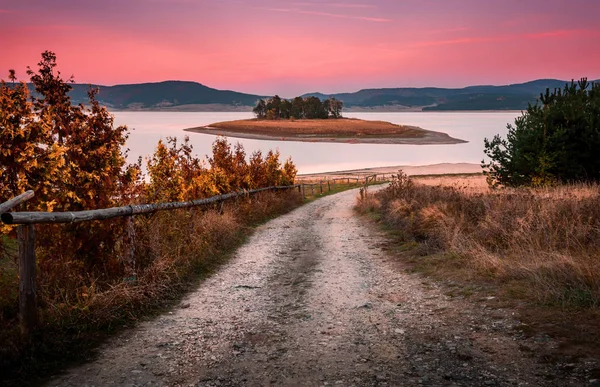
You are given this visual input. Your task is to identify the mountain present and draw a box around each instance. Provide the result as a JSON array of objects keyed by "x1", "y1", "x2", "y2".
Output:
[
  {"x1": 19, "y1": 78, "x2": 600, "y2": 111},
  {"x1": 54, "y1": 81, "x2": 265, "y2": 109},
  {"x1": 302, "y1": 79, "x2": 600, "y2": 111}
]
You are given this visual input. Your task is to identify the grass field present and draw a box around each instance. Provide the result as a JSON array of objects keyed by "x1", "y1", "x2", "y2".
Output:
[
  {"x1": 359, "y1": 173, "x2": 600, "y2": 306},
  {"x1": 356, "y1": 175, "x2": 600, "y2": 359},
  {"x1": 356, "y1": 173, "x2": 600, "y2": 358}
]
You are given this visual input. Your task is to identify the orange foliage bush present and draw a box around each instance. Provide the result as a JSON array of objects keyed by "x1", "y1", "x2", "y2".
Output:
[{"x1": 0, "y1": 51, "x2": 299, "y2": 349}]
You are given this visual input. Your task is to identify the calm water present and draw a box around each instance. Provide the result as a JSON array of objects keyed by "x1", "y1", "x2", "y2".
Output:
[{"x1": 112, "y1": 111, "x2": 520, "y2": 174}]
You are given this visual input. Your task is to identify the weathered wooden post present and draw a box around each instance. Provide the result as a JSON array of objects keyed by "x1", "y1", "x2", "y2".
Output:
[
  {"x1": 310, "y1": 184, "x2": 314, "y2": 196},
  {"x1": 327, "y1": 180, "x2": 331, "y2": 192},
  {"x1": 126, "y1": 216, "x2": 136, "y2": 273},
  {"x1": 18, "y1": 224, "x2": 37, "y2": 335},
  {"x1": 319, "y1": 182, "x2": 323, "y2": 194}
]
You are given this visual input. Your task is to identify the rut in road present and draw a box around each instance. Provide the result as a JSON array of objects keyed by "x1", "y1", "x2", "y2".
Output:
[{"x1": 49, "y1": 188, "x2": 592, "y2": 386}]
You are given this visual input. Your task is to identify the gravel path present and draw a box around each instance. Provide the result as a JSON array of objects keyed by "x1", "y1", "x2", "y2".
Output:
[{"x1": 48, "y1": 188, "x2": 595, "y2": 387}]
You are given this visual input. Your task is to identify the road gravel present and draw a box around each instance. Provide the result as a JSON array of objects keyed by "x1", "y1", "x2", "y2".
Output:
[{"x1": 47, "y1": 188, "x2": 596, "y2": 386}]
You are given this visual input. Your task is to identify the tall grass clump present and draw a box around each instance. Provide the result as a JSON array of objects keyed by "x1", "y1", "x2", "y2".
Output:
[{"x1": 358, "y1": 171, "x2": 600, "y2": 308}]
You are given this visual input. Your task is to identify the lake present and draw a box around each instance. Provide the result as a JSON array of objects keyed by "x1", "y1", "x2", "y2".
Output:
[{"x1": 112, "y1": 111, "x2": 520, "y2": 174}]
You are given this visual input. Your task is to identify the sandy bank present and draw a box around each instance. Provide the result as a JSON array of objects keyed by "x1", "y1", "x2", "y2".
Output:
[
  {"x1": 184, "y1": 118, "x2": 466, "y2": 145},
  {"x1": 297, "y1": 163, "x2": 482, "y2": 180}
]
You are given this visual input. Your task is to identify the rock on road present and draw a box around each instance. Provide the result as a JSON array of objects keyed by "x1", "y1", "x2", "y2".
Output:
[{"x1": 49, "y1": 188, "x2": 593, "y2": 387}]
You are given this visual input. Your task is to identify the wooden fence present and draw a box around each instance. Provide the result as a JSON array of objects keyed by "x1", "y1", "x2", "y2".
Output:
[
  {"x1": 298, "y1": 174, "x2": 385, "y2": 197},
  {"x1": 1, "y1": 186, "x2": 300, "y2": 334},
  {"x1": 0, "y1": 175, "x2": 387, "y2": 334}
]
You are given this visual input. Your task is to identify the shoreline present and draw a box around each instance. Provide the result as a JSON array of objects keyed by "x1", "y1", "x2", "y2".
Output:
[
  {"x1": 184, "y1": 126, "x2": 467, "y2": 145},
  {"x1": 109, "y1": 105, "x2": 522, "y2": 114},
  {"x1": 297, "y1": 162, "x2": 483, "y2": 179}
]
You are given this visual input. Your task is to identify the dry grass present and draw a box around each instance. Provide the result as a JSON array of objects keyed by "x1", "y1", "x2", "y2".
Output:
[
  {"x1": 207, "y1": 118, "x2": 427, "y2": 138},
  {"x1": 357, "y1": 172, "x2": 600, "y2": 308},
  {"x1": 0, "y1": 190, "x2": 303, "y2": 385}
]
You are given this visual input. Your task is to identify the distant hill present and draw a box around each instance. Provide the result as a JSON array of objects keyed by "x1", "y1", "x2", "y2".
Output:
[
  {"x1": 302, "y1": 79, "x2": 600, "y2": 111},
  {"x1": 31, "y1": 81, "x2": 266, "y2": 110},
  {"x1": 18, "y1": 78, "x2": 600, "y2": 111}
]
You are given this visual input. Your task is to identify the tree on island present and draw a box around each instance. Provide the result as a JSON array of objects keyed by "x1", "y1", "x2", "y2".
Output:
[
  {"x1": 252, "y1": 98, "x2": 267, "y2": 118},
  {"x1": 253, "y1": 95, "x2": 344, "y2": 119},
  {"x1": 483, "y1": 78, "x2": 600, "y2": 187}
]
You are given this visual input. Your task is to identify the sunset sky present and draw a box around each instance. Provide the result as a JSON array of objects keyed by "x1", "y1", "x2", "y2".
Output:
[{"x1": 2, "y1": 0, "x2": 600, "y2": 96}]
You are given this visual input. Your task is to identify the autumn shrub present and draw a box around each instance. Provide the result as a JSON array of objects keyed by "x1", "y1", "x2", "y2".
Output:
[
  {"x1": 0, "y1": 52, "x2": 301, "y2": 383},
  {"x1": 483, "y1": 78, "x2": 600, "y2": 187},
  {"x1": 359, "y1": 171, "x2": 600, "y2": 308}
]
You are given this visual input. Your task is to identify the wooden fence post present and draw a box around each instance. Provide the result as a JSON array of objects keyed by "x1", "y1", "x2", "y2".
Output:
[
  {"x1": 319, "y1": 182, "x2": 323, "y2": 194},
  {"x1": 18, "y1": 224, "x2": 37, "y2": 335},
  {"x1": 126, "y1": 216, "x2": 136, "y2": 274},
  {"x1": 310, "y1": 185, "x2": 314, "y2": 196},
  {"x1": 327, "y1": 180, "x2": 331, "y2": 192}
]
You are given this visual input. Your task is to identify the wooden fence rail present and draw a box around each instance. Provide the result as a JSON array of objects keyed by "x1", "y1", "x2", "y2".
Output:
[
  {"x1": 1, "y1": 186, "x2": 298, "y2": 225},
  {"x1": 0, "y1": 174, "x2": 389, "y2": 334},
  {"x1": 0, "y1": 190, "x2": 34, "y2": 214},
  {"x1": 0, "y1": 184, "x2": 300, "y2": 334},
  {"x1": 298, "y1": 174, "x2": 383, "y2": 198}
]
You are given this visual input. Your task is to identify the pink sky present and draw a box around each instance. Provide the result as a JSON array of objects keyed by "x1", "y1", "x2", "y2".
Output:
[{"x1": 2, "y1": 0, "x2": 600, "y2": 96}]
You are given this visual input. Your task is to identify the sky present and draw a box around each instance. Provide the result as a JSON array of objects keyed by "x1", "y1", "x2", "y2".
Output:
[{"x1": 1, "y1": 0, "x2": 600, "y2": 96}]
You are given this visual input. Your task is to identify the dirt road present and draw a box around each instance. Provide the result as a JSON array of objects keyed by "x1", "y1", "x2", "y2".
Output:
[{"x1": 48, "y1": 188, "x2": 595, "y2": 386}]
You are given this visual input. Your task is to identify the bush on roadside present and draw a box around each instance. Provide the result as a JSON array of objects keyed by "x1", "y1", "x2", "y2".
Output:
[
  {"x1": 0, "y1": 51, "x2": 301, "y2": 384},
  {"x1": 483, "y1": 78, "x2": 600, "y2": 187},
  {"x1": 358, "y1": 171, "x2": 600, "y2": 308}
]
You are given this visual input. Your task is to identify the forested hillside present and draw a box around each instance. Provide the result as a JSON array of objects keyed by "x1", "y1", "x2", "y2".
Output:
[{"x1": 15, "y1": 78, "x2": 600, "y2": 111}]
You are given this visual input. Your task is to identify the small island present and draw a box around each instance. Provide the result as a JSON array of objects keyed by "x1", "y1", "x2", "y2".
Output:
[{"x1": 185, "y1": 95, "x2": 466, "y2": 144}]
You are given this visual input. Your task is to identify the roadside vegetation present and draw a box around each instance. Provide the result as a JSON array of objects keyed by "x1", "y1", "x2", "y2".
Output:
[
  {"x1": 357, "y1": 79, "x2": 600, "y2": 348},
  {"x1": 0, "y1": 51, "x2": 300, "y2": 384},
  {"x1": 358, "y1": 172, "x2": 600, "y2": 307},
  {"x1": 483, "y1": 78, "x2": 600, "y2": 187}
]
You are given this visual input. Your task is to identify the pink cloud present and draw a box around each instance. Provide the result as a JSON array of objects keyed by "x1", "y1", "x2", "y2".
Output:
[
  {"x1": 323, "y1": 3, "x2": 378, "y2": 8},
  {"x1": 424, "y1": 27, "x2": 470, "y2": 35},
  {"x1": 3, "y1": 0, "x2": 600, "y2": 95},
  {"x1": 410, "y1": 35, "x2": 509, "y2": 48},
  {"x1": 256, "y1": 6, "x2": 391, "y2": 22},
  {"x1": 291, "y1": 1, "x2": 377, "y2": 8},
  {"x1": 526, "y1": 29, "x2": 599, "y2": 39}
]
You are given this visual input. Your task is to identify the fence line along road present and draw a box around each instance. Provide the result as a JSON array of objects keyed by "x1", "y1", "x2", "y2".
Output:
[
  {"x1": 0, "y1": 184, "x2": 300, "y2": 335},
  {"x1": 1, "y1": 186, "x2": 299, "y2": 225},
  {"x1": 0, "y1": 174, "x2": 385, "y2": 335}
]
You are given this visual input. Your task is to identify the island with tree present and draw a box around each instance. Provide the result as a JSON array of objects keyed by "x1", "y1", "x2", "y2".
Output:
[{"x1": 185, "y1": 95, "x2": 466, "y2": 144}]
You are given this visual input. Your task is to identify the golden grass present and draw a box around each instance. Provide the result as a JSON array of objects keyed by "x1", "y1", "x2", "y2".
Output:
[
  {"x1": 207, "y1": 118, "x2": 427, "y2": 138},
  {"x1": 357, "y1": 172, "x2": 600, "y2": 308}
]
